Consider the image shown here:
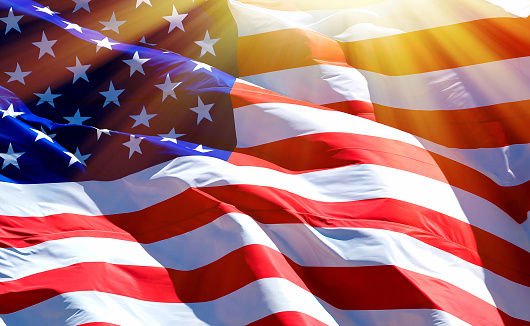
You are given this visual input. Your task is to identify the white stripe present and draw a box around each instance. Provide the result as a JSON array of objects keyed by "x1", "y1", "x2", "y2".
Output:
[
  {"x1": 1, "y1": 287, "x2": 471, "y2": 326},
  {"x1": 0, "y1": 155, "x2": 528, "y2": 251},
  {"x1": 2, "y1": 213, "x2": 528, "y2": 320},
  {"x1": 360, "y1": 56, "x2": 530, "y2": 109},
  {"x1": 241, "y1": 64, "x2": 371, "y2": 104},
  {"x1": 228, "y1": 0, "x2": 519, "y2": 41},
  {"x1": 523, "y1": 212, "x2": 530, "y2": 237},
  {"x1": 0, "y1": 237, "x2": 162, "y2": 281},
  {"x1": 241, "y1": 59, "x2": 530, "y2": 111},
  {"x1": 232, "y1": 100, "x2": 422, "y2": 148},
  {"x1": 0, "y1": 161, "x2": 187, "y2": 217},
  {"x1": 421, "y1": 139, "x2": 530, "y2": 187},
  {"x1": 485, "y1": 0, "x2": 530, "y2": 17},
  {"x1": 329, "y1": 308, "x2": 471, "y2": 326}
]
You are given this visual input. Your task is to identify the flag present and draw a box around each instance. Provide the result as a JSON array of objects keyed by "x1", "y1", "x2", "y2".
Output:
[{"x1": 0, "y1": 0, "x2": 529, "y2": 325}]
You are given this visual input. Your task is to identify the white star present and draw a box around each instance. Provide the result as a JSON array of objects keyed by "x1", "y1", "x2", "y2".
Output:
[
  {"x1": 163, "y1": 5, "x2": 187, "y2": 33},
  {"x1": 100, "y1": 12, "x2": 126, "y2": 34},
  {"x1": 99, "y1": 81, "x2": 124, "y2": 107},
  {"x1": 91, "y1": 37, "x2": 119, "y2": 52},
  {"x1": 189, "y1": 96, "x2": 214, "y2": 124},
  {"x1": 130, "y1": 106, "x2": 156, "y2": 128},
  {"x1": 191, "y1": 60, "x2": 212, "y2": 72},
  {"x1": 5, "y1": 63, "x2": 31, "y2": 85},
  {"x1": 194, "y1": 144, "x2": 213, "y2": 153},
  {"x1": 64, "y1": 109, "x2": 91, "y2": 125},
  {"x1": 0, "y1": 7, "x2": 23, "y2": 34},
  {"x1": 64, "y1": 147, "x2": 91, "y2": 167},
  {"x1": 63, "y1": 20, "x2": 83, "y2": 33},
  {"x1": 94, "y1": 128, "x2": 111, "y2": 140},
  {"x1": 66, "y1": 57, "x2": 90, "y2": 83},
  {"x1": 155, "y1": 74, "x2": 180, "y2": 102},
  {"x1": 158, "y1": 128, "x2": 184, "y2": 144},
  {"x1": 30, "y1": 128, "x2": 54, "y2": 143},
  {"x1": 195, "y1": 30, "x2": 219, "y2": 58},
  {"x1": 122, "y1": 135, "x2": 144, "y2": 158},
  {"x1": 136, "y1": 0, "x2": 152, "y2": 8},
  {"x1": 33, "y1": 5, "x2": 58, "y2": 16},
  {"x1": 32, "y1": 32, "x2": 57, "y2": 59},
  {"x1": 72, "y1": 0, "x2": 90, "y2": 13},
  {"x1": 1, "y1": 104, "x2": 24, "y2": 118},
  {"x1": 0, "y1": 144, "x2": 24, "y2": 169},
  {"x1": 123, "y1": 51, "x2": 150, "y2": 77},
  {"x1": 34, "y1": 87, "x2": 61, "y2": 108}
]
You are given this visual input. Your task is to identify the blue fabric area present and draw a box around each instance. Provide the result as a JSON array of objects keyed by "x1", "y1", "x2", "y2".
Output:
[{"x1": 0, "y1": 0, "x2": 236, "y2": 183}]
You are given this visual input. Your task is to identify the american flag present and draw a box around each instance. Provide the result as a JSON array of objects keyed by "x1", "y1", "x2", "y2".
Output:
[{"x1": 0, "y1": 0, "x2": 529, "y2": 325}]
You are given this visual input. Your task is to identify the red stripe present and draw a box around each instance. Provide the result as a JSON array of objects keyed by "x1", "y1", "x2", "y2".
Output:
[
  {"x1": 248, "y1": 312, "x2": 329, "y2": 326},
  {"x1": 375, "y1": 102, "x2": 530, "y2": 148},
  {"x1": 0, "y1": 187, "x2": 238, "y2": 247},
  {"x1": 106, "y1": 189, "x2": 240, "y2": 244},
  {"x1": 341, "y1": 17, "x2": 530, "y2": 75},
  {"x1": 0, "y1": 245, "x2": 522, "y2": 326},
  {"x1": 231, "y1": 80, "x2": 375, "y2": 118},
  {"x1": 230, "y1": 132, "x2": 446, "y2": 180},
  {"x1": 0, "y1": 230, "x2": 135, "y2": 247},
  {"x1": 428, "y1": 151, "x2": 530, "y2": 224},
  {"x1": 237, "y1": 28, "x2": 350, "y2": 77},
  {"x1": 231, "y1": 80, "x2": 328, "y2": 109},
  {"x1": 0, "y1": 262, "x2": 179, "y2": 313},
  {"x1": 320, "y1": 100, "x2": 375, "y2": 120}
]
